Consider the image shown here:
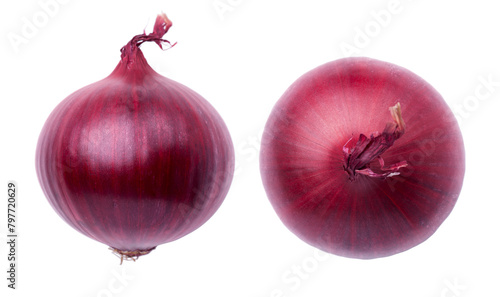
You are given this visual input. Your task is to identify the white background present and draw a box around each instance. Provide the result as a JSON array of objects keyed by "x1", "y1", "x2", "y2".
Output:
[{"x1": 1, "y1": 0, "x2": 499, "y2": 296}]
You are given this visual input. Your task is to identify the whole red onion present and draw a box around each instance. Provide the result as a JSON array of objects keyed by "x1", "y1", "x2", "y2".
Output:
[
  {"x1": 260, "y1": 57, "x2": 465, "y2": 259},
  {"x1": 36, "y1": 13, "x2": 234, "y2": 262}
]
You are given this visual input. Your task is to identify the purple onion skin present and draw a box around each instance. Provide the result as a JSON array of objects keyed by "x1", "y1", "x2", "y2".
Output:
[
  {"x1": 260, "y1": 57, "x2": 465, "y2": 259},
  {"x1": 36, "y1": 47, "x2": 234, "y2": 255}
]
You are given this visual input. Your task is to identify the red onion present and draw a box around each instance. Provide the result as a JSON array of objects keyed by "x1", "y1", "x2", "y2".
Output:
[
  {"x1": 260, "y1": 57, "x2": 465, "y2": 259},
  {"x1": 36, "y1": 13, "x2": 234, "y2": 262}
]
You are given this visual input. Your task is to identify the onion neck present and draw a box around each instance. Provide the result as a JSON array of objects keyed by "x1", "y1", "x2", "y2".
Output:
[
  {"x1": 343, "y1": 103, "x2": 408, "y2": 181},
  {"x1": 118, "y1": 13, "x2": 176, "y2": 70}
]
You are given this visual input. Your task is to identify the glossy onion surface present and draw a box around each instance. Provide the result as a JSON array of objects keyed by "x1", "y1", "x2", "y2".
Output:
[
  {"x1": 36, "y1": 14, "x2": 234, "y2": 261},
  {"x1": 260, "y1": 57, "x2": 465, "y2": 259}
]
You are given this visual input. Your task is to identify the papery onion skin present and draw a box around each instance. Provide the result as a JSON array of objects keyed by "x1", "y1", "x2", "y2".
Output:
[
  {"x1": 36, "y1": 14, "x2": 234, "y2": 261},
  {"x1": 260, "y1": 57, "x2": 465, "y2": 259}
]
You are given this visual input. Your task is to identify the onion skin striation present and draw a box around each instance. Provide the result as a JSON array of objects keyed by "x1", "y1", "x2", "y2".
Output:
[
  {"x1": 36, "y1": 14, "x2": 234, "y2": 262},
  {"x1": 260, "y1": 57, "x2": 465, "y2": 259}
]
